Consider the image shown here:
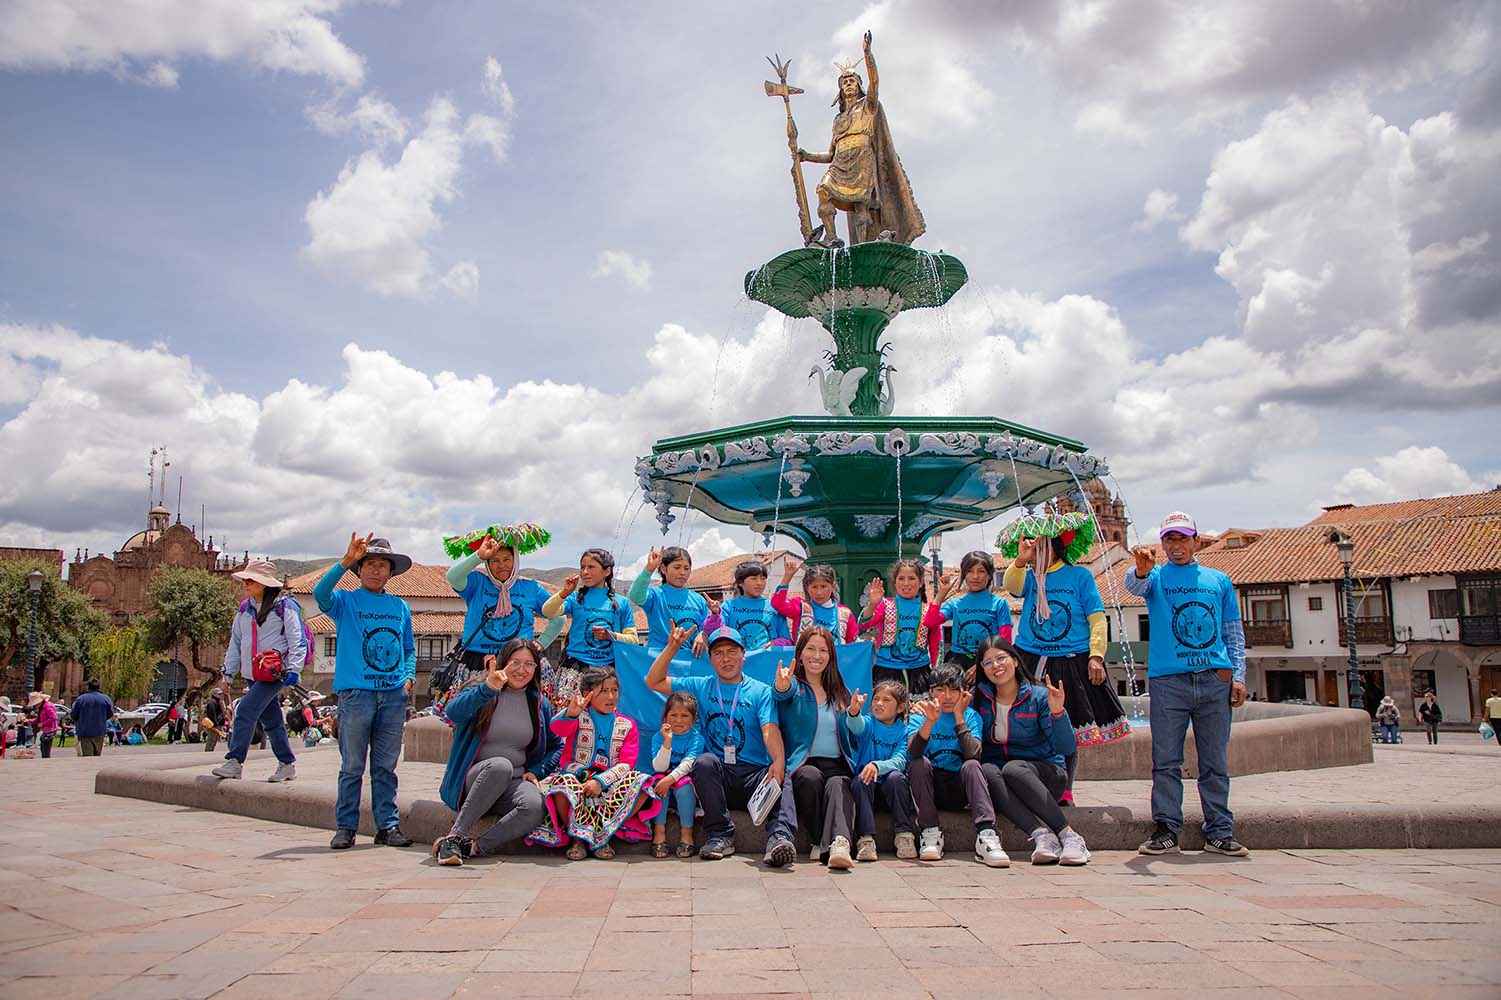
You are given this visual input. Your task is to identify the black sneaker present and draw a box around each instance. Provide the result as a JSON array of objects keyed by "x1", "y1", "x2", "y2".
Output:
[
  {"x1": 374, "y1": 825, "x2": 414, "y2": 848},
  {"x1": 329, "y1": 829, "x2": 356, "y2": 850},
  {"x1": 433, "y1": 834, "x2": 469, "y2": 866},
  {"x1": 1137, "y1": 823, "x2": 1180, "y2": 856},
  {"x1": 698, "y1": 836, "x2": 735, "y2": 860},
  {"x1": 1204, "y1": 836, "x2": 1250, "y2": 857},
  {"x1": 763, "y1": 836, "x2": 796, "y2": 868}
]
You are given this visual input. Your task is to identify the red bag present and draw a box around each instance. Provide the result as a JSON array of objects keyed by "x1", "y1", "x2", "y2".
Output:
[{"x1": 249, "y1": 611, "x2": 286, "y2": 684}]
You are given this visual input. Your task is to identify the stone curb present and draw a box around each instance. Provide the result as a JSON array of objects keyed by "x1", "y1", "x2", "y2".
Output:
[{"x1": 95, "y1": 760, "x2": 1501, "y2": 854}]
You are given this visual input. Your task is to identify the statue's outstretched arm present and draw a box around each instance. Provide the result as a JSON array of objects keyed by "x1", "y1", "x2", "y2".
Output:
[
  {"x1": 864, "y1": 30, "x2": 878, "y2": 105},
  {"x1": 799, "y1": 145, "x2": 834, "y2": 164}
]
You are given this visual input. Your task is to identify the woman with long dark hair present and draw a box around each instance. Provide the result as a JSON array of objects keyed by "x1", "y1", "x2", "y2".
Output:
[
  {"x1": 211, "y1": 559, "x2": 304, "y2": 782},
  {"x1": 432, "y1": 638, "x2": 562, "y2": 866},
  {"x1": 774, "y1": 626, "x2": 868, "y2": 869}
]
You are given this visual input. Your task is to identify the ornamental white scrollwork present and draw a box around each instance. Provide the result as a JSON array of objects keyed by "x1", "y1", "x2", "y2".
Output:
[
  {"x1": 853, "y1": 514, "x2": 895, "y2": 538},
  {"x1": 813, "y1": 431, "x2": 882, "y2": 456},
  {"x1": 723, "y1": 436, "x2": 771, "y2": 465},
  {"x1": 770, "y1": 431, "x2": 811, "y2": 457},
  {"x1": 807, "y1": 286, "x2": 904, "y2": 320},
  {"x1": 912, "y1": 432, "x2": 981, "y2": 456},
  {"x1": 697, "y1": 445, "x2": 721, "y2": 471},
  {"x1": 799, "y1": 516, "x2": 835, "y2": 540},
  {"x1": 883, "y1": 429, "x2": 910, "y2": 457},
  {"x1": 655, "y1": 449, "x2": 699, "y2": 475},
  {"x1": 904, "y1": 514, "x2": 945, "y2": 539}
]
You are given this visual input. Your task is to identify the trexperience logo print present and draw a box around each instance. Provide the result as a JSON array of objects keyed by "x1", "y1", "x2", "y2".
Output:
[
  {"x1": 704, "y1": 711, "x2": 747, "y2": 755},
  {"x1": 1171, "y1": 601, "x2": 1218, "y2": 650},
  {"x1": 361, "y1": 627, "x2": 403, "y2": 673},
  {"x1": 1031, "y1": 600, "x2": 1072, "y2": 644}
]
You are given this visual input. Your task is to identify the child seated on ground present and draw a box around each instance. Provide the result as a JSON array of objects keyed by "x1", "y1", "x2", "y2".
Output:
[
  {"x1": 850, "y1": 679, "x2": 918, "y2": 860},
  {"x1": 529, "y1": 666, "x2": 660, "y2": 860},
  {"x1": 905, "y1": 662, "x2": 1008, "y2": 866},
  {"x1": 649, "y1": 691, "x2": 705, "y2": 858}
]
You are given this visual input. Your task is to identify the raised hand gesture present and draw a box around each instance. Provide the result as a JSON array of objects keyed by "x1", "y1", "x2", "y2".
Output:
[
  {"x1": 690, "y1": 630, "x2": 708, "y2": 657},
  {"x1": 863, "y1": 29, "x2": 873, "y2": 54},
  {"x1": 475, "y1": 535, "x2": 501, "y2": 561},
  {"x1": 1131, "y1": 546, "x2": 1155, "y2": 578},
  {"x1": 953, "y1": 689, "x2": 973, "y2": 718},
  {"x1": 560, "y1": 573, "x2": 579, "y2": 597},
  {"x1": 667, "y1": 622, "x2": 697, "y2": 651},
  {"x1": 865, "y1": 576, "x2": 886, "y2": 605},
  {"x1": 774, "y1": 659, "x2": 794, "y2": 692},
  {"x1": 916, "y1": 699, "x2": 942, "y2": 724},
  {"x1": 659, "y1": 722, "x2": 673, "y2": 741},
  {"x1": 1016, "y1": 537, "x2": 1038, "y2": 565},
  {"x1": 781, "y1": 556, "x2": 804, "y2": 585},
  {"x1": 936, "y1": 570, "x2": 961, "y2": 602},
  {"x1": 645, "y1": 547, "x2": 664, "y2": 573},
  {"x1": 565, "y1": 689, "x2": 596, "y2": 719},
  {"x1": 706, "y1": 595, "x2": 722, "y2": 616},
  {"x1": 859, "y1": 761, "x2": 879, "y2": 785},
  {"x1": 483, "y1": 654, "x2": 509, "y2": 691},
  {"x1": 1045, "y1": 675, "x2": 1066, "y2": 717},
  {"x1": 341, "y1": 531, "x2": 374, "y2": 568},
  {"x1": 847, "y1": 688, "x2": 867, "y2": 717}
]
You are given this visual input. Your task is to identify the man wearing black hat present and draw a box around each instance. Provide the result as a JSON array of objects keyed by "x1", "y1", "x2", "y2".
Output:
[{"x1": 314, "y1": 532, "x2": 417, "y2": 850}]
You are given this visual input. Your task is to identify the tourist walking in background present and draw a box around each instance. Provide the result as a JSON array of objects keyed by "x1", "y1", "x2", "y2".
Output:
[
  {"x1": 1001, "y1": 513, "x2": 1131, "y2": 806},
  {"x1": 212, "y1": 559, "x2": 304, "y2": 783},
  {"x1": 1375, "y1": 696, "x2": 1401, "y2": 744},
  {"x1": 1486, "y1": 689, "x2": 1501, "y2": 751},
  {"x1": 0, "y1": 695, "x2": 13, "y2": 757},
  {"x1": 26, "y1": 692, "x2": 58, "y2": 758},
  {"x1": 314, "y1": 534, "x2": 417, "y2": 850},
  {"x1": 1418, "y1": 691, "x2": 1443, "y2": 744},
  {"x1": 432, "y1": 639, "x2": 561, "y2": 866},
  {"x1": 200, "y1": 687, "x2": 229, "y2": 753},
  {"x1": 1127, "y1": 511, "x2": 1250, "y2": 858}
]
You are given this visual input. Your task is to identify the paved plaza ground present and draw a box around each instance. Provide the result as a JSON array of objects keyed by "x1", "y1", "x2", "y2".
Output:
[{"x1": 2, "y1": 741, "x2": 1498, "y2": 999}]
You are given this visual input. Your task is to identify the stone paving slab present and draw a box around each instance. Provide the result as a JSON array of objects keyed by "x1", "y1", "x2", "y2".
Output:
[{"x1": 78, "y1": 739, "x2": 1501, "y2": 851}]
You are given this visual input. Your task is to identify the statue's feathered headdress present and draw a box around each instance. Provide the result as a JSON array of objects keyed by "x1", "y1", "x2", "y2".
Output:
[{"x1": 832, "y1": 57, "x2": 864, "y2": 106}]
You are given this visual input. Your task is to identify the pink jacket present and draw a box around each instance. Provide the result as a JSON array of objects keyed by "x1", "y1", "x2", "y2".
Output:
[{"x1": 549, "y1": 712, "x2": 641, "y2": 790}]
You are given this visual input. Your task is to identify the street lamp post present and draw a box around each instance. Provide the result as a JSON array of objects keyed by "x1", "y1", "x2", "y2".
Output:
[
  {"x1": 1332, "y1": 535, "x2": 1365, "y2": 711},
  {"x1": 25, "y1": 569, "x2": 43, "y2": 694}
]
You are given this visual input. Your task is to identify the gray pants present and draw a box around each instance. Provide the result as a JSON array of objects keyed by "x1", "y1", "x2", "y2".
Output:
[
  {"x1": 982, "y1": 759, "x2": 1068, "y2": 836},
  {"x1": 453, "y1": 756, "x2": 545, "y2": 856},
  {"x1": 76, "y1": 736, "x2": 104, "y2": 757}
]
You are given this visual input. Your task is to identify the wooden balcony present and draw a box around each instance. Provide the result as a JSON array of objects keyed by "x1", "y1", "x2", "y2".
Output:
[
  {"x1": 1338, "y1": 615, "x2": 1393, "y2": 647},
  {"x1": 1459, "y1": 614, "x2": 1501, "y2": 645},
  {"x1": 1243, "y1": 620, "x2": 1293, "y2": 648}
]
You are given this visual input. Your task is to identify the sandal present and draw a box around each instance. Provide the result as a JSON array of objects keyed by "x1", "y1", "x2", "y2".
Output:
[
  {"x1": 592, "y1": 843, "x2": 616, "y2": 860},
  {"x1": 675, "y1": 842, "x2": 695, "y2": 859},
  {"x1": 651, "y1": 842, "x2": 670, "y2": 859},
  {"x1": 565, "y1": 841, "x2": 588, "y2": 861}
]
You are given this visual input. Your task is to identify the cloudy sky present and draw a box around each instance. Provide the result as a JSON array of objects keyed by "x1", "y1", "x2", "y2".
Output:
[{"x1": 2, "y1": 0, "x2": 1498, "y2": 572}]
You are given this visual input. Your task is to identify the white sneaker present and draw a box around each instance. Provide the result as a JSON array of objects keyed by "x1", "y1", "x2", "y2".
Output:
[
  {"x1": 1031, "y1": 830, "x2": 1062, "y2": 865},
  {"x1": 894, "y1": 832, "x2": 917, "y2": 860},
  {"x1": 267, "y1": 763, "x2": 296, "y2": 783},
  {"x1": 210, "y1": 760, "x2": 242, "y2": 779},
  {"x1": 855, "y1": 836, "x2": 878, "y2": 862},
  {"x1": 918, "y1": 827, "x2": 944, "y2": 861},
  {"x1": 1059, "y1": 830, "x2": 1091, "y2": 866},
  {"x1": 975, "y1": 828, "x2": 1010, "y2": 868},
  {"x1": 827, "y1": 836, "x2": 854, "y2": 870}
]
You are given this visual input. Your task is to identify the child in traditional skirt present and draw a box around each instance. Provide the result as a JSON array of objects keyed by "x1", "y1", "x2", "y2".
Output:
[
  {"x1": 771, "y1": 560, "x2": 860, "y2": 643},
  {"x1": 529, "y1": 665, "x2": 660, "y2": 859},
  {"x1": 649, "y1": 691, "x2": 705, "y2": 858}
]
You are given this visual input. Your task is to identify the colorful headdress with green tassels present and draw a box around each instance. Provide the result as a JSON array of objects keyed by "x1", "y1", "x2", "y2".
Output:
[
  {"x1": 442, "y1": 523, "x2": 552, "y2": 560},
  {"x1": 996, "y1": 511, "x2": 1096, "y2": 563}
]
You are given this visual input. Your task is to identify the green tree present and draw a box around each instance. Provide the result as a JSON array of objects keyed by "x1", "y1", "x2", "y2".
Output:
[
  {"x1": 88, "y1": 622, "x2": 158, "y2": 704},
  {"x1": 0, "y1": 559, "x2": 107, "y2": 679},
  {"x1": 144, "y1": 566, "x2": 236, "y2": 678}
]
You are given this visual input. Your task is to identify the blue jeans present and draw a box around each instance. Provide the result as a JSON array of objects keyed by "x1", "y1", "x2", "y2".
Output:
[
  {"x1": 1379, "y1": 723, "x2": 1399, "y2": 743},
  {"x1": 226, "y1": 680, "x2": 295, "y2": 765},
  {"x1": 652, "y1": 781, "x2": 698, "y2": 830},
  {"x1": 335, "y1": 687, "x2": 407, "y2": 832},
  {"x1": 1149, "y1": 670, "x2": 1233, "y2": 839}
]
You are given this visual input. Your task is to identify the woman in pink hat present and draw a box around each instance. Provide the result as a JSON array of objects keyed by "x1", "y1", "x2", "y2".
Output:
[
  {"x1": 27, "y1": 692, "x2": 59, "y2": 758},
  {"x1": 210, "y1": 559, "x2": 305, "y2": 782}
]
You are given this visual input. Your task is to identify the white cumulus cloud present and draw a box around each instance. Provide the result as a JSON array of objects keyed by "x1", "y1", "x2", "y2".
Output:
[
  {"x1": 592, "y1": 250, "x2": 653, "y2": 291},
  {"x1": 1334, "y1": 447, "x2": 1500, "y2": 505},
  {"x1": 1132, "y1": 188, "x2": 1183, "y2": 232}
]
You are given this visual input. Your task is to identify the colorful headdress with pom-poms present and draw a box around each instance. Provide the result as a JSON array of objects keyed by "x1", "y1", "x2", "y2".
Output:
[
  {"x1": 996, "y1": 511, "x2": 1095, "y2": 564},
  {"x1": 442, "y1": 523, "x2": 552, "y2": 560}
]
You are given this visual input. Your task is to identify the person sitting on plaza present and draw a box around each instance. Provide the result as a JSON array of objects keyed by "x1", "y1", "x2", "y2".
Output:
[
  {"x1": 646, "y1": 624, "x2": 797, "y2": 866},
  {"x1": 773, "y1": 626, "x2": 868, "y2": 870},
  {"x1": 314, "y1": 533, "x2": 417, "y2": 851},
  {"x1": 70, "y1": 678, "x2": 114, "y2": 756},
  {"x1": 432, "y1": 639, "x2": 561, "y2": 866},
  {"x1": 26, "y1": 691, "x2": 59, "y2": 759},
  {"x1": 649, "y1": 691, "x2": 705, "y2": 858},
  {"x1": 211, "y1": 559, "x2": 304, "y2": 784},
  {"x1": 1418, "y1": 690, "x2": 1443, "y2": 745},
  {"x1": 1375, "y1": 696, "x2": 1401, "y2": 744},
  {"x1": 1126, "y1": 511, "x2": 1250, "y2": 858},
  {"x1": 905, "y1": 662, "x2": 998, "y2": 864},
  {"x1": 850, "y1": 679, "x2": 918, "y2": 860},
  {"x1": 970, "y1": 636, "x2": 1089, "y2": 866}
]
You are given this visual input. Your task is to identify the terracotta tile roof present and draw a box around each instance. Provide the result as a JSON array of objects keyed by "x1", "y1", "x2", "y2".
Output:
[
  {"x1": 1308, "y1": 490, "x2": 1501, "y2": 525},
  {"x1": 685, "y1": 551, "x2": 798, "y2": 592}
]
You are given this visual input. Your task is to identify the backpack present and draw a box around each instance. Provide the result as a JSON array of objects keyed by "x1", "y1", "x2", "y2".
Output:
[{"x1": 239, "y1": 596, "x2": 316, "y2": 674}]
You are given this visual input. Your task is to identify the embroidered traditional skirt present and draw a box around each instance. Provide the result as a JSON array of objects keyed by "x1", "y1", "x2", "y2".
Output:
[
  {"x1": 1018, "y1": 648, "x2": 1132, "y2": 747},
  {"x1": 527, "y1": 771, "x2": 661, "y2": 849}
]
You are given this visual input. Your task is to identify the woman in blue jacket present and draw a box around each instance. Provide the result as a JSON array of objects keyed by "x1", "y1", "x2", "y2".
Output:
[
  {"x1": 432, "y1": 638, "x2": 562, "y2": 866},
  {"x1": 971, "y1": 636, "x2": 1091, "y2": 866},
  {"x1": 774, "y1": 626, "x2": 867, "y2": 870}
]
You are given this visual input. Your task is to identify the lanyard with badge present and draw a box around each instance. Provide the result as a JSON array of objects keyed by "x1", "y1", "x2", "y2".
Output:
[{"x1": 714, "y1": 680, "x2": 742, "y2": 764}]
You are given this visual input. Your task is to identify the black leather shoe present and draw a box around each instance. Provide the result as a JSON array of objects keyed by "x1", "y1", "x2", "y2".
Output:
[
  {"x1": 329, "y1": 829, "x2": 356, "y2": 850},
  {"x1": 374, "y1": 825, "x2": 414, "y2": 848}
]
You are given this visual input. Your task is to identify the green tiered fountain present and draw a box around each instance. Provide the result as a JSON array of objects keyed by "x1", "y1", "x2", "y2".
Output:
[{"x1": 633, "y1": 34, "x2": 1108, "y2": 598}]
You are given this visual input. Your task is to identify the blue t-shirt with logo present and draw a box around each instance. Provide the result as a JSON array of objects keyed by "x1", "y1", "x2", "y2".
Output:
[
  {"x1": 941, "y1": 590, "x2": 1014, "y2": 655},
  {"x1": 313, "y1": 564, "x2": 416, "y2": 693},
  {"x1": 875, "y1": 595, "x2": 931, "y2": 669},
  {"x1": 650, "y1": 724, "x2": 707, "y2": 772},
  {"x1": 1015, "y1": 564, "x2": 1104, "y2": 657},
  {"x1": 670, "y1": 674, "x2": 777, "y2": 768},
  {"x1": 640, "y1": 584, "x2": 710, "y2": 649},
  {"x1": 562, "y1": 588, "x2": 635, "y2": 666},
  {"x1": 906, "y1": 706, "x2": 982, "y2": 772},
  {"x1": 456, "y1": 573, "x2": 550, "y2": 653},
  {"x1": 858, "y1": 717, "x2": 909, "y2": 772},
  {"x1": 719, "y1": 595, "x2": 790, "y2": 650},
  {"x1": 1137, "y1": 561, "x2": 1239, "y2": 677}
]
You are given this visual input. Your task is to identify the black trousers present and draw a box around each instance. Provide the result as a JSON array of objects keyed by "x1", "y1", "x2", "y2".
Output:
[
  {"x1": 851, "y1": 769, "x2": 915, "y2": 836},
  {"x1": 982, "y1": 759, "x2": 1068, "y2": 836},
  {"x1": 792, "y1": 755, "x2": 855, "y2": 855},
  {"x1": 1426, "y1": 721, "x2": 1440, "y2": 744},
  {"x1": 691, "y1": 752, "x2": 796, "y2": 844}
]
